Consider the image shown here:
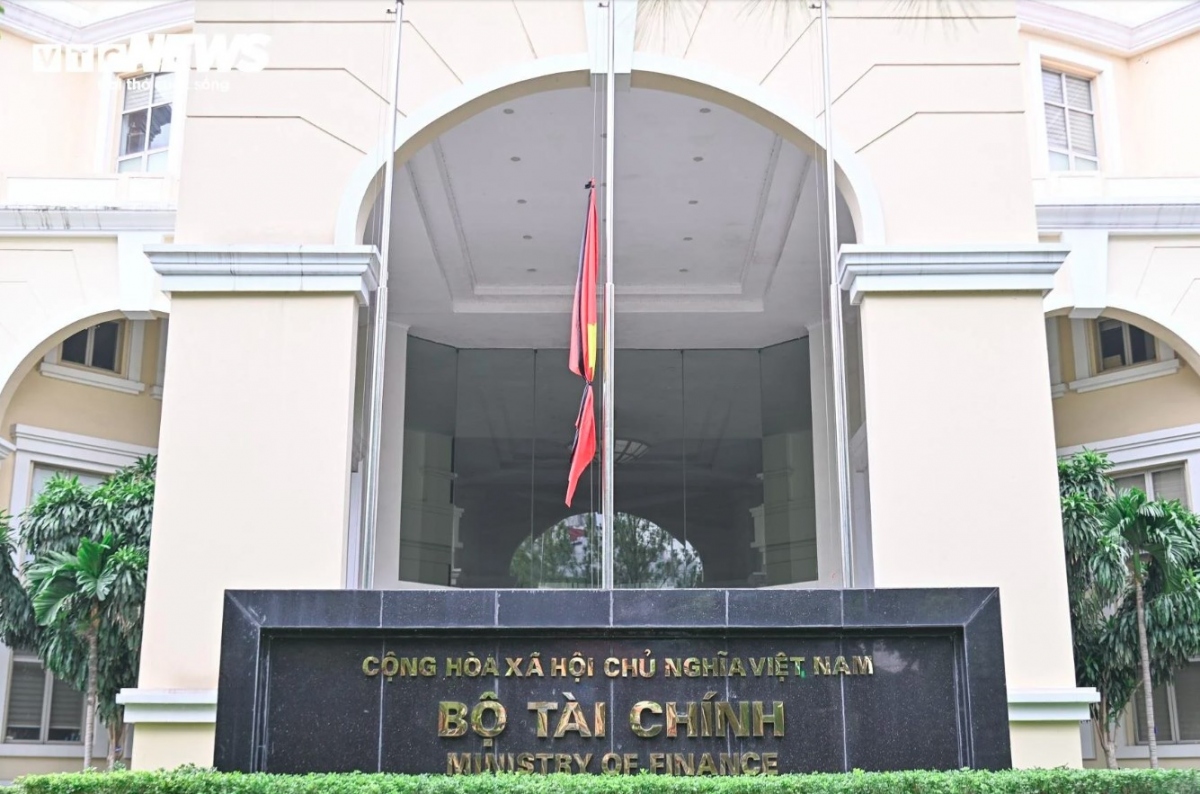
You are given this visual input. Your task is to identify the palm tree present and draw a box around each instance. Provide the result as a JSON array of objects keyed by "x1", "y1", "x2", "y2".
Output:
[
  {"x1": 1101, "y1": 490, "x2": 1200, "y2": 768},
  {"x1": 25, "y1": 535, "x2": 146, "y2": 770}
]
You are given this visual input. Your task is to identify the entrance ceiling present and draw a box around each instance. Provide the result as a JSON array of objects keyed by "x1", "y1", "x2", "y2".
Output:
[{"x1": 384, "y1": 84, "x2": 854, "y2": 349}]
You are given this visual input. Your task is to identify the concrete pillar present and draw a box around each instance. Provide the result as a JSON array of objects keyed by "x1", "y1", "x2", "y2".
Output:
[
  {"x1": 839, "y1": 245, "x2": 1096, "y2": 769},
  {"x1": 118, "y1": 245, "x2": 377, "y2": 769},
  {"x1": 372, "y1": 321, "x2": 409, "y2": 588}
]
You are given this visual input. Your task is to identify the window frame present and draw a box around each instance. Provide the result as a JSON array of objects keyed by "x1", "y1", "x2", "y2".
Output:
[
  {"x1": 1094, "y1": 319, "x2": 1158, "y2": 374},
  {"x1": 1025, "y1": 41, "x2": 1121, "y2": 179},
  {"x1": 116, "y1": 72, "x2": 174, "y2": 174},
  {"x1": 60, "y1": 321, "x2": 124, "y2": 374},
  {"x1": 1, "y1": 652, "x2": 83, "y2": 746},
  {"x1": 1111, "y1": 464, "x2": 1190, "y2": 505},
  {"x1": 1041, "y1": 67, "x2": 1099, "y2": 172},
  {"x1": 1132, "y1": 658, "x2": 1200, "y2": 746}
]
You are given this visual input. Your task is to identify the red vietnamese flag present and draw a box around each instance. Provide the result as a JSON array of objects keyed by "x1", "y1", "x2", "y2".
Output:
[
  {"x1": 569, "y1": 182, "x2": 599, "y2": 382},
  {"x1": 566, "y1": 182, "x2": 599, "y2": 506},
  {"x1": 565, "y1": 385, "x2": 596, "y2": 507}
]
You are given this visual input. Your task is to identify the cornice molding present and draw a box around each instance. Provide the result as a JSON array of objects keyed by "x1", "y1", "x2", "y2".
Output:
[
  {"x1": 1008, "y1": 687, "x2": 1099, "y2": 723},
  {"x1": 0, "y1": 0, "x2": 193, "y2": 45},
  {"x1": 12, "y1": 424, "x2": 156, "y2": 465},
  {"x1": 837, "y1": 244, "x2": 1070, "y2": 305},
  {"x1": 1037, "y1": 201, "x2": 1200, "y2": 233},
  {"x1": 0, "y1": 207, "x2": 176, "y2": 235},
  {"x1": 147, "y1": 244, "x2": 381, "y2": 305},
  {"x1": 0, "y1": 437, "x2": 14, "y2": 463},
  {"x1": 1017, "y1": 0, "x2": 1200, "y2": 57},
  {"x1": 116, "y1": 688, "x2": 217, "y2": 724}
]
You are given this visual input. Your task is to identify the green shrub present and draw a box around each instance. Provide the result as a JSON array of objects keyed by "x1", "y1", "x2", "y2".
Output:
[{"x1": 16, "y1": 768, "x2": 1200, "y2": 794}]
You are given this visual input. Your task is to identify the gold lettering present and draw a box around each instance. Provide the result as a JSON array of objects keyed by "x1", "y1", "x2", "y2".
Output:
[
  {"x1": 719, "y1": 753, "x2": 739, "y2": 775},
  {"x1": 697, "y1": 752, "x2": 718, "y2": 776},
  {"x1": 527, "y1": 701, "x2": 557, "y2": 738},
  {"x1": 749, "y1": 657, "x2": 767, "y2": 676},
  {"x1": 852, "y1": 655, "x2": 874, "y2": 675},
  {"x1": 517, "y1": 753, "x2": 534, "y2": 772},
  {"x1": 623, "y1": 753, "x2": 638, "y2": 774},
  {"x1": 630, "y1": 700, "x2": 662, "y2": 737},
  {"x1": 445, "y1": 657, "x2": 462, "y2": 677},
  {"x1": 555, "y1": 754, "x2": 572, "y2": 774},
  {"x1": 600, "y1": 752, "x2": 621, "y2": 774},
  {"x1": 812, "y1": 656, "x2": 831, "y2": 675},
  {"x1": 361, "y1": 656, "x2": 379, "y2": 676},
  {"x1": 419, "y1": 657, "x2": 437, "y2": 677},
  {"x1": 751, "y1": 701, "x2": 785, "y2": 738},
  {"x1": 553, "y1": 700, "x2": 592, "y2": 738},
  {"x1": 604, "y1": 657, "x2": 621, "y2": 677},
  {"x1": 741, "y1": 752, "x2": 760, "y2": 776},
  {"x1": 438, "y1": 701, "x2": 468, "y2": 737},
  {"x1": 505, "y1": 657, "x2": 523, "y2": 676},
  {"x1": 763, "y1": 752, "x2": 779, "y2": 775},
  {"x1": 833, "y1": 655, "x2": 852, "y2": 676},
  {"x1": 716, "y1": 700, "x2": 750, "y2": 738},
  {"x1": 649, "y1": 753, "x2": 665, "y2": 773},
  {"x1": 593, "y1": 701, "x2": 607, "y2": 737},
  {"x1": 664, "y1": 658, "x2": 681, "y2": 677},
  {"x1": 573, "y1": 753, "x2": 592, "y2": 772},
  {"x1": 446, "y1": 752, "x2": 472, "y2": 774},
  {"x1": 535, "y1": 753, "x2": 553, "y2": 774},
  {"x1": 673, "y1": 753, "x2": 694, "y2": 776}
]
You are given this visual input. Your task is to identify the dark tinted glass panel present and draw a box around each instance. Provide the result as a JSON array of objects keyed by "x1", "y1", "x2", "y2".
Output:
[
  {"x1": 401, "y1": 338, "x2": 813, "y2": 588},
  {"x1": 60, "y1": 330, "x2": 88, "y2": 365},
  {"x1": 149, "y1": 104, "x2": 172, "y2": 150},
  {"x1": 90, "y1": 322, "x2": 120, "y2": 371},
  {"x1": 1098, "y1": 320, "x2": 1125, "y2": 369},
  {"x1": 1134, "y1": 683, "x2": 1174, "y2": 743},
  {"x1": 1128, "y1": 324, "x2": 1155, "y2": 364}
]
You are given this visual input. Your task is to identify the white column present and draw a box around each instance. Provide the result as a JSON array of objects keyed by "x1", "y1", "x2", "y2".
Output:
[
  {"x1": 807, "y1": 322, "x2": 844, "y2": 588},
  {"x1": 372, "y1": 321, "x2": 408, "y2": 588}
]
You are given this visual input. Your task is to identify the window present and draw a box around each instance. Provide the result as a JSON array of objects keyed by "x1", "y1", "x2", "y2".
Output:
[
  {"x1": 1042, "y1": 68, "x2": 1098, "y2": 171},
  {"x1": 1096, "y1": 319, "x2": 1156, "y2": 373},
  {"x1": 4, "y1": 651, "x2": 84, "y2": 744},
  {"x1": 1113, "y1": 466, "x2": 1188, "y2": 506},
  {"x1": 1134, "y1": 660, "x2": 1200, "y2": 744},
  {"x1": 118, "y1": 73, "x2": 173, "y2": 173},
  {"x1": 60, "y1": 321, "x2": 122, "y2": 373}
]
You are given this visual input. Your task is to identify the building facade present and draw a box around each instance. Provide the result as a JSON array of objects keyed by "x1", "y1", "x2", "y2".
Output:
[{"x1": 0, "y1": 0, "x2": 1198, "y2": 776}]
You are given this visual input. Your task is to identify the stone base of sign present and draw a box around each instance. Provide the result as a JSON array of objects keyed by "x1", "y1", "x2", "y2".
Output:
[{"x1": 215, "y1": 588, "x2": 1011, "y2": 775}]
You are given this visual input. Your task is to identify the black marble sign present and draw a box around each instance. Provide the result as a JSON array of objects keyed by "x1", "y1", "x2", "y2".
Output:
[{"x1": 215, "y1": 588, "x2": 1010, "y2": 775}]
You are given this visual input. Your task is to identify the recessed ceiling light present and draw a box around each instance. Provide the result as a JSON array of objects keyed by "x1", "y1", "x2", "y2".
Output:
[
  {"x1": 688, "y1": 199, "x2": 699, "y2": 205},
  {"x1": 699, "y1": 107, "x2": 711, "y2": 114},
  {"x1": 517, "y1": 199, "x2": 527, "y2": 204},
  {"x1": 527, "y1": 267, "x2": 537, "y2": 272},
  {"x1": 503, "y1": 108, "x2": 515, "y2": 114},
  {"x1": 683, "y1": 237, "x2": 693, "y2": 241},
  {"x1": 523, "y1": 234, "x2": 533, "y2": 240},
  {"x1": 679, "y1": 268, "x2": 689, "y2": 273},
  {"x1": 511, "y1": 156, "x2": 521, "y2": 162},
  {"x1": 693, "y1": 156, "x2": 704, "y2": 162}
]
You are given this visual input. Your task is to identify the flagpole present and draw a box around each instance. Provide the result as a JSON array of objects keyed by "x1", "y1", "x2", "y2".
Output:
[
  {"x1": 600, "y1": 0, "x2": 617, "y2": 590},
  {"x1": 819, "y1": 0, "x2": 855, "y2": 587},
  {"x1": 360, "y1": 0, "x2": 405, "y2": 589}
]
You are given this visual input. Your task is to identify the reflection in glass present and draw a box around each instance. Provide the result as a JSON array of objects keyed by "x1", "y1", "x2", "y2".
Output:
[{"x1": 400, "y1": 337, "x2": 815, "y2": 588}]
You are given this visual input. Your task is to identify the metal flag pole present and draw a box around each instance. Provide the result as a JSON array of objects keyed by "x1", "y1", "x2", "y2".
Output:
[
  {"x1": 819, "y1": 0, "x2": 855, "y2": 588},
  {"x1": 601, "y1": 0, "x2": 617, "y2": 590},
  {"x1": 360, "y1": 0, "x2": 406, "y2": 589}
]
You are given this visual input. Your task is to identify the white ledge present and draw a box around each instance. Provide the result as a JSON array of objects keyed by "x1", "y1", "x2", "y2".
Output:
[
  {"x1": 148, "y1": 244, "x2": 381, "y2": 306},
  {"x1": 0, "y1": 0, "x2": 193, "y2": 45},
  {"x1": 1068, "y1": 359, "x2": 1181, "y2": 394},
  {"x1": 117, "y1": 688, "x2": 217, "y2": 724},
  {"x1": 1037, "y1": 200, "x2": 1200, "y2": 233},
  {"x1": 0, "y1": 437, "x2": 13, "y2": 463},
  {"x1": 1017, "y1": 0, "x2": 1200, "y2": 57},
  {"x1": 1008, "y1": 687, "x2": 1099, "y2": 722},
  {"x1": 0, "y1": 207, "x2": 175, "y2": 235},
  {"x1": 837, "y1": 245, "x2": 1069, "y2": 305},
  {"x1": 39, "y1": 362, "x2": 147, "y2": 395}
]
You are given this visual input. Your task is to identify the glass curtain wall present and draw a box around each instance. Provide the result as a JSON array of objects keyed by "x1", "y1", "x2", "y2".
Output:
[{"x1": 402, "y1": 338, "x2": 816, "y2": 588}]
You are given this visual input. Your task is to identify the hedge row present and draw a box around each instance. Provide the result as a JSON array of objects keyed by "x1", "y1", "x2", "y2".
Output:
[{"x1": 17, "y1": 769, "x2": 1200, "y2": 794}]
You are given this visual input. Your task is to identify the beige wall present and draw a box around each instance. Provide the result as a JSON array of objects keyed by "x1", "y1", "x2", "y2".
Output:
[
  {"x1": 139, "y1": 294, "x2": 358, "y2": 691},
  {"x1": 858, "y1": 291, "x2": 1079, "y2": 766},
  {"x1": 176, "y1": 0, "x2": 1036, "y2": 246},
  {"x1": 1054, "y1": 362, "x2": 1200, "y2": 450},
  {"x1": 0, "y1": 33, "x2": 98, "y2": 180},
  {"x1": 1123, "y1": 32, "x2": 1200, "y2": 178}
]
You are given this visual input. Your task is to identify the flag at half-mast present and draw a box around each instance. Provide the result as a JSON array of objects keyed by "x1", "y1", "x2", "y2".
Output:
[{"x1": 566, "y1": 181, "x2": 599, "y2": 506}]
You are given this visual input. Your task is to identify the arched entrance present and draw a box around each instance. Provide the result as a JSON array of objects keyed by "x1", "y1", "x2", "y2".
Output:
[{"x1": 345, "y1": 59, "x2": 876, "y2": 590}]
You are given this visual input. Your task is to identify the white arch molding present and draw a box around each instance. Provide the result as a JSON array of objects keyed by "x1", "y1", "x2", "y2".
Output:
[{"x1": 334, "y1": 53, "x2": 887, "y2": 248}]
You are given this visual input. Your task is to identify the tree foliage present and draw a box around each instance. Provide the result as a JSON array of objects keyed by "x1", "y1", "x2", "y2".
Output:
[
  {"x1": 1058, "y1": 451, "x2": 1200, "y2": 768},
  {"x1": 0, "y1": 457, "x2": 155, "y2": 769}
]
